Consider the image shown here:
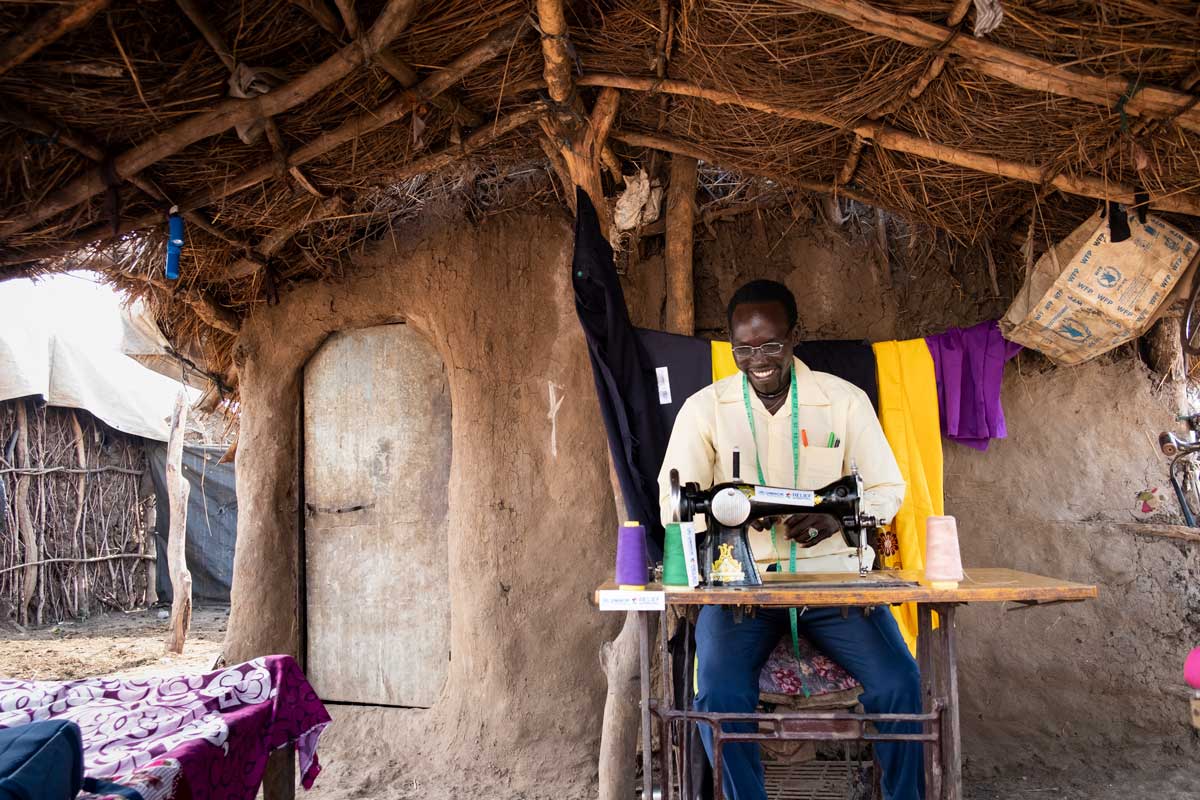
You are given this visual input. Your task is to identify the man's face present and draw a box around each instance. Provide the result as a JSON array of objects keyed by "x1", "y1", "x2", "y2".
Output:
[{"x1": 730, "y1": 301, "x2": 799, "y2": 396}]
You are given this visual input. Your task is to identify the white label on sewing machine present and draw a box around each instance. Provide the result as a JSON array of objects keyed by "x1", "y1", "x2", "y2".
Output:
[
  {"x1": 680, "y1": 522, "x2": 701, "y2": 588},
  {"x1": 753, "y1": 486, "x2": 816, "y2": 506},
  {"x1": 655, "y1": 366, "x2": 672, "y2": 405},
  {"x1": 598, "y1": 590, "x2": 666, "y2": 611}
]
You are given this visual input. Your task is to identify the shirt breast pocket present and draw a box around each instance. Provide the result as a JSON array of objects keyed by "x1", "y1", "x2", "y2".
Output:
[{"x1": 800, "y1": 446, "x2": 845, "y2": 489}]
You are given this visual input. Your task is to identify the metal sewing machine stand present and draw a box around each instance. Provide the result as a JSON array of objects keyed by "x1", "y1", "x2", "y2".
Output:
[{"x1": 605, "y1": 569, "x2": 1098, "y2": 800}]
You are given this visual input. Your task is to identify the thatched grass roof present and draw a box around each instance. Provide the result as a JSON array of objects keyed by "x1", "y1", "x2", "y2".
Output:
[{"x1": 1, "y1": 0, "x2": 1198, "y2": 394}]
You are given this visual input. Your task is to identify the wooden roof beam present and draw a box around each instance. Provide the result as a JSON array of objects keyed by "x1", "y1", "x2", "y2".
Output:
[
  {"x1": 378, "y1": 104, "x2": 546, "y2": 185},
  {"x1": 535, "y1": 1, "x2": 625, "y2": 184},
  {"x1": 130, "y1": 273, "x2": 240, "y2": 335},
  {"x1": 536, "y1": 0, "x2": 574, "y2": 104},
  {"x1": 835, "y1": 0, "x2": 970, "y2": 187},
  {"x1": 219, "y1": 194, "x2": 346, "y2": 281},
  {"x1": 287, "y1": 1, "x2": 484, "y2": 130},
  {"x1": 163, "y1": 19, "x2": 526, "y2": 220},
  {"x1": 612, "y1": 129, "x2": 894, "y2": 216},
  {"x1": 785, "y1": 0, "x2": 1200, "y2": 134},
  {"x1": 287, "y1": 0, "x2": 342, "y2": 36},
  {"x1": 0, "y1": 0, "x2": 420, "y2": 242},
  {"x1": 332, "y1": 0, "x2": 361, "y2": 37},
  {"x1": 0, "y1": 19, "x2": 528, "y2": 267},
  {"x1": 903, "y1": 0, "x2": 971, "y2": 101},
  {"x1": 582, "y1": 75, "x2": 1200, "y2": 216},
  {"x1": 0, "y1": 105, "x2": 254, "y2": 252},
  {"x1": 0, "y1": 0, "x2": 110, "y2": 78},
  {"x1": 174, "y1": 0, "x2": 321, "y2": 197},
  {"x1": 214, "y1": 104, "x2": 546, "y2": 282}
]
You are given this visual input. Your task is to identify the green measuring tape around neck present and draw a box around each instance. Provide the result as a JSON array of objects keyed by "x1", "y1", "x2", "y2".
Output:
[{"x1": 742, "y1": 368, "x2": 808, "y2": 685}]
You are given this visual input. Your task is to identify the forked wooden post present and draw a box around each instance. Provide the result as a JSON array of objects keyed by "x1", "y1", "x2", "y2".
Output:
[{"x1": 164, "y1": 391, "x2": 192, "y2": 654}]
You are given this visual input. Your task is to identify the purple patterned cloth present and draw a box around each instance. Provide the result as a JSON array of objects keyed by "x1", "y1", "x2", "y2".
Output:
[
  {"x1": 758, "y1": 635, "x2": 860, "y2": 700},
  {"x1": 925, "y1": 320, "x2": 1022, "y2": 451},
  {"x1": 0, "y1": 655, "x2": 331, "y2": 800}
]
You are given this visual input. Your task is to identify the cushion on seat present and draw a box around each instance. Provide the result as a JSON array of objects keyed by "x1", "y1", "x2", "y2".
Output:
[{"x1": 758, "y1": 635, "x2": 860, "y2": 703}]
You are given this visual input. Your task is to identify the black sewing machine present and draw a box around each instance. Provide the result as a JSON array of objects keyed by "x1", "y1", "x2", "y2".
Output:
[{"x1": 668, "y1": 448, "x2": 879, "y2": 587}]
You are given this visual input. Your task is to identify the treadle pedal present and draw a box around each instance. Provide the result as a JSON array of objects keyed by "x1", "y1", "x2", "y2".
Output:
[{"x1": 762, "y1": 760, "x2": 874, "y2": 800}]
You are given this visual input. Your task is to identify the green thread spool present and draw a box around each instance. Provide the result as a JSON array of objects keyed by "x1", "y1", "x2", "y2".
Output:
[{"x1": 662, "y1": 522, "x2": 690, "y2": 586}]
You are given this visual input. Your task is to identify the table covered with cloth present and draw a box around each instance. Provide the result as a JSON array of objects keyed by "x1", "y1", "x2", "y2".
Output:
[{"x1": 0, "y1": 654, "x2": 330, "y2": 800}]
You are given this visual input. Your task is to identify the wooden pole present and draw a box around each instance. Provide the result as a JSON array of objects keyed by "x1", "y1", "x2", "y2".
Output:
[
  {"x1": 599, "y1": 612, "x2": 644, "y2": 800},
  {"x1": 0, "y1": 105, "x2": 254, "y2": 252},
  {"x1": 541, "y1": 88, "x2": 621, "y2": 237},
  {"x1": 69, "y1": 411, "x2": 90, "y2": 616},
  {"x1": 220, "y1": 195, "x2": 346, "y2": 281},
  {"x1": 286, "y1": 0, "x2": 485, "y2": 128},
  {"x1": 379, "y1": 106, "x2": 547, "y2": 184},
  {"x1": 174, "y1": 0, "x2": 236, "y2": 71},
  {"x1": 536, "y1": 0, "x2": 574, "y2": 103},
  {"x1": 584, "y1": 79, "x2": 1200, "y2": 215},
  {"x1": 834, "y1": 0, "x2": 971, "y2": 186},
  {"x1": 0, "y1": 0, "x2": 420, "y2": 241},
  {"x1": 288, "y1": 0, "x2": 342, "y2": 36},
  {"x1": 665, "y1": 154, "x2": 698, "y2": 336},
  {"x1": 13, "y1": 400, "x2": 36, "y2": 626},
  {"x1": 0, "y1": 0, "x2": 110, "y2": 78},
  {"x1": 262, "y1": 744, "x2": 297, "y2": 800},
  {"x1": 876, "y1": 211, "x2": 891, "y2": 287},
  {"x1": 904, "y1": 0, "x2": 972, "y2": 100},
  {"x1": 164, "y1": 392, "x2": 192, "y2": 654},
  {"x1": 139, "y1": 468, "x2": 159, "y2": 607},
  {"x1": 612, "y1": 129, "x2": 896, "y2": 214},
  {"x1": 785, "y1": 0, "x2": 1200, "y2": 134},
  {"x1": 4, "y1": 18, "x2": 528, "y2": 262}
]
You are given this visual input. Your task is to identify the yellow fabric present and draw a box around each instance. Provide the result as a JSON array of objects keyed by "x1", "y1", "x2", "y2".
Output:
[
  {"x1": 711, "y1": 340, "x2": 738, "y2": 382},
  {"x1": 872, "y1": 340, "x2": 944, "y2": 655}
]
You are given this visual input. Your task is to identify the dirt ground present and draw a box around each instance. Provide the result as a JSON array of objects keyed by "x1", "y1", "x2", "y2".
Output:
[
  {"x1": 0, "y1": 604, "x2": 1193, "y2": 799},
  {"x1": 0, "y1": 605, "x2": 228, "y2": 680}
]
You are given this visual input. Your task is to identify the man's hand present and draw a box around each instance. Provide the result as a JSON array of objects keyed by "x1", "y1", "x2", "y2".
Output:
[{"x1": 778, "y1": 513, "x2": 842, "y2": 548}]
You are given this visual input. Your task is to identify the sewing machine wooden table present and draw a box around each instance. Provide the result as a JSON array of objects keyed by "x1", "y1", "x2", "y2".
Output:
[{"x1": 594, "y1": 568, "x2": 1097, "y2": 800}]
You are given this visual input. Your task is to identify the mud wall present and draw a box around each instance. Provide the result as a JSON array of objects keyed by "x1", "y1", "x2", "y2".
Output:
[
  {"x1": 224, "y1": 210, "x2": 620, "y2": 799},
  {"x1": 226, "y1": 203, "x2": 1197, "y2": 797},
  {"x1": 680, "y1": 211, "x2": 1199, "y2": 776}
]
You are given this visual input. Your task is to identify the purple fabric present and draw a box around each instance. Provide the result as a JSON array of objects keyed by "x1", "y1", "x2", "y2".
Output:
[
  {"x1": 925, "y1": 321, "x2": 1022, "y2": 451},
  {"x1": 0, "y1": 655, "x2": 331, "y2": 800},
  {"x1": 758, "y1": 635, "x2": 860, "y2": 699}
]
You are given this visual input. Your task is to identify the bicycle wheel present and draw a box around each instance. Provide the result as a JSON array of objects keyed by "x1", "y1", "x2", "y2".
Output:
[
  {"x1": 1171, "y1": 457, "x2": 1200, "y2": 527},
  {"x1": 1185, "y1": 461, "x2": 1200, "y2": 527},
  {"x1": 1180, "y1": 275, "x2": 1200, "y2": 356}
]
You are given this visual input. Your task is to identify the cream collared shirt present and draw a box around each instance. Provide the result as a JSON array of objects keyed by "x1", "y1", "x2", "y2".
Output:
[{"x1": 658, "y1": 358, "x2": 906, "y2": 567}]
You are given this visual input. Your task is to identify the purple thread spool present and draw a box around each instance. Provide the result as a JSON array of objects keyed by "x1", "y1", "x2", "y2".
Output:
[{"x1": 615, "y1": 521, "x2": 649, "y2": 589}]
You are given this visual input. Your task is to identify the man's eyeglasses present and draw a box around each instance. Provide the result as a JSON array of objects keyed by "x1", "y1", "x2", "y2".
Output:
[{"x1": 731, "y1": 342, "x2": 787, "y2": 359}]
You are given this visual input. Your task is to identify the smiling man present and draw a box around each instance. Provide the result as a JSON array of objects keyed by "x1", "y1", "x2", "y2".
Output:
[{"x1": 657, "y1": 279, "x2": 922, "y2": 800}]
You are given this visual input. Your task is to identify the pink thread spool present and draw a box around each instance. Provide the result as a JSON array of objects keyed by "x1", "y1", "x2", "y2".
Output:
[
  {"x1": 924, "y1": 515, "x2": 964, "y2": 590},
  {"x1": 1186, "y1": 648, "x2": 1200, "y2": 691},
  {"x1": 1189, "y1": 648, "x2": 1200, "y2": 730}
]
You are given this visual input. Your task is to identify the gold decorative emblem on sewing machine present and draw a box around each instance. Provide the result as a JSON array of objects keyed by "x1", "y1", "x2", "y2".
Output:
[{"x1": 710, "y1": 542, "x2": 745, "y2": 583}]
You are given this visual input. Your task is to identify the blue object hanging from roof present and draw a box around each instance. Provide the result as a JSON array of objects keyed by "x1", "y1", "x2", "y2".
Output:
[{"x1": 165, "y1": 211, "x2": 184, "y2": 280}]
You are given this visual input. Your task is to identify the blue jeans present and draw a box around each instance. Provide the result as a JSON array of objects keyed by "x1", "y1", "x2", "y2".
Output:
[{"x1": 694, "y1": 605, "x2": 925, "y2": 800}]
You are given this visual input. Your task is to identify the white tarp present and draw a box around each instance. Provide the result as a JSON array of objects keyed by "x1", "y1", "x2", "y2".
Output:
[{"x1": 0, "y1": 273, "x2": 190, "y2": 441}]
